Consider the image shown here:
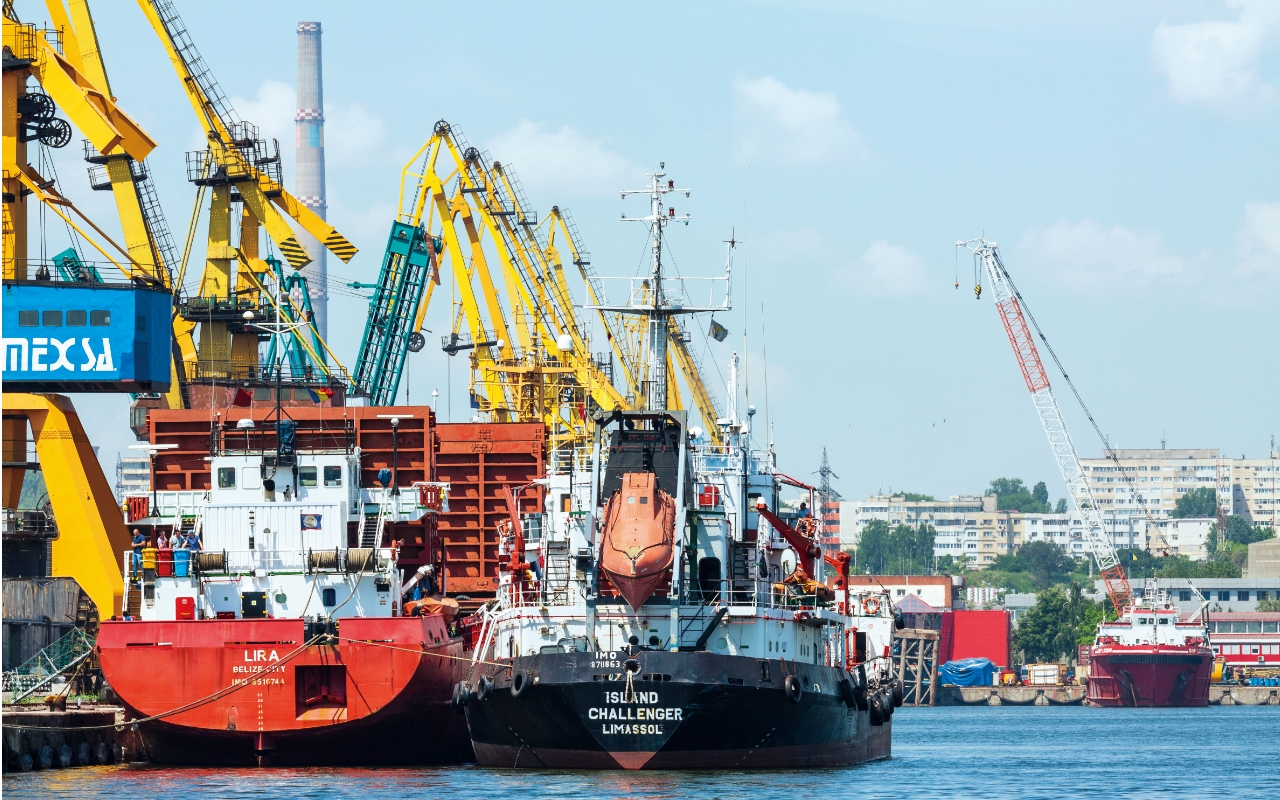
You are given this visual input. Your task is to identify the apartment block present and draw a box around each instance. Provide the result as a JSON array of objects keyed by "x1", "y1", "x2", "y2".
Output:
[
  {"x1": 1080, "y1": 448, "x2": 1280, "y2": 529},
  {"x1": 846, "y1": 493, "x2": 1214, "y2": 569},
  {"x1": 115, "y1": 455, "x2": 150, "y2": 502}
]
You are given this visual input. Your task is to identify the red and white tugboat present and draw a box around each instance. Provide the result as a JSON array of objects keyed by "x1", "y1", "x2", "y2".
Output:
[
  {"x1": 1087, "y1": 582, "x2": 1212, "y2": 707},
  {"x1": 963, "y1": 237, "x2": 1212, "y2": 710},
  {"x1": 98, "y1": 411, "x2": 472, "y2": 765}
]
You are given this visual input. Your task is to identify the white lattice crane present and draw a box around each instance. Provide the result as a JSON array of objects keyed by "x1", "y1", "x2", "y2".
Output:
[{"x1": 960, "y1": 237, "x2": 1133, "y2": 614}]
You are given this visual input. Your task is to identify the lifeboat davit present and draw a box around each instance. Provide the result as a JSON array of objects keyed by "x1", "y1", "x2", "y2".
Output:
[{"x1": 599, "y1": 472, "x2": 676, "y2": 610}]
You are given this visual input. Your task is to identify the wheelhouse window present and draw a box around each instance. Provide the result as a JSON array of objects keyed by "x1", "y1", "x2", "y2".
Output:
[
  {"x1": 18, "y1": 310, "x2": 37, "y2": 327},
  {"x1": 217, "y1": 467, "x2": 236, "y2": 488},
  {"x1": 67, "y1": 310, "x2": 87, "y2": 326},
  {"x1": 299, "y1": 466, "x2": 318, "y2": 487},
  {"x1": 90, "y1": 310, "x2": 110, "y2": 326},
  {"x1": 42, "y1": 310, "x2": 61, "y2": 326},
  {"x1": 323, "y1": 466, "x2": 342, "y2": 487}
]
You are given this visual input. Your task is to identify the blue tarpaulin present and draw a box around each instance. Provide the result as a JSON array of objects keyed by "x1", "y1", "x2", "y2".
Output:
[{"x1": 938, "y1": 657, "x2": 997, "y2": 687}]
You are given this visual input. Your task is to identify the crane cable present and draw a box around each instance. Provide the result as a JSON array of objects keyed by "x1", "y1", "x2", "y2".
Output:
[{"x1": 990, "y1": 254, "x2": 1163, "y2": 541}]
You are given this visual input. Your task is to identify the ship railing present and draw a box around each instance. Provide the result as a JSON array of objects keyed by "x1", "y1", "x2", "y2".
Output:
[
  {"x1": 548, "y1": 446, "x2": 594, "y2": 476},
  {"x1": 681, "y1": 578, "x2": 827, "y2": 614},
  {"x1": 692, "y1": 447, "x2": 743, "y2": 475},
  {"x1": 123, "y1": 490, "x2": 209, "y2": 523},
  {"x1": 120, "y1": 546, "x2": 394, "y2": 584}
]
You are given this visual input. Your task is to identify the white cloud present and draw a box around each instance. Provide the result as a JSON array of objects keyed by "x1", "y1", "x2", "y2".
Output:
[
  {"x1": 857, "y1": 240, "x2": 928, "y2": 295},
  {"x1": 324, "y1": 101, "x2": 387, "y2": 170},
  {"x1": 1236, "y1": 201, "x2": 1280, "y2": 276},
  {"x1": 226, "y1": 80, "x2": 389, "y2": 178},
  {"x1": 485, "y1": 121, "x2": 643, "y2": 197},
  {"x1": 1019, "y1": 219, "x2": 1183, "y2": 288},
  {"x1": 1153, "y1": 1, "x2": 1280, "y2": 112},
  {"x1": 733, "y1": 76, "x2": 865, "y2": 166},
  {"x1": 230, "y1": 80, "x2": 296, "y2": 147}
]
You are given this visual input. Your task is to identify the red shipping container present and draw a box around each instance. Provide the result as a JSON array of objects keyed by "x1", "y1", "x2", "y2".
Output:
[{"x1": 940, "y1": 610, "x2": 1011, "y2": 668}]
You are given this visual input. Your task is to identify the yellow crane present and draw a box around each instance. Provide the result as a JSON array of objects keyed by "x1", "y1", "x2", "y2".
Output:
[
  {"x1": 136, "y1": 0, "x2": 360, "y2": 406},
  {"x1": 3, "y1": 3, "x2": 171, "y2": 618}
]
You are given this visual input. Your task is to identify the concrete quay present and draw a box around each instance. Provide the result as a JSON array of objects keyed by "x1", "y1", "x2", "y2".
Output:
[
  {"x1": 932, "y1": 685, "x2": 1280, "y2": 706},
  {"x1": 1, "y1": 706, "x2": 144, "y2": 772},
  {"x1": 938, "y1": 686, "x2": 1086, "y2": 706}
]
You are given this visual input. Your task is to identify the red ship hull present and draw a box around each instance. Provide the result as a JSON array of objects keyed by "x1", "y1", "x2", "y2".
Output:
[
  {"x1": 1087, "y1": 645, "x2": 1212, "y2": 707},
  {"x1": 97, "y1": 616, "x2": 473, "y2": 765}
]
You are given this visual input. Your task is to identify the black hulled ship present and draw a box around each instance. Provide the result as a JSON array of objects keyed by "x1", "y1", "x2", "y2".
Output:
[{"x1": 452, "y1": 168, "x2": 898, "y2": 769}]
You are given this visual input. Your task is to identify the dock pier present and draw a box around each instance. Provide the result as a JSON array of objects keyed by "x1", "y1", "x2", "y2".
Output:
[{"x1": 1, "y1": 707, "x2": 143, "y2": 772}]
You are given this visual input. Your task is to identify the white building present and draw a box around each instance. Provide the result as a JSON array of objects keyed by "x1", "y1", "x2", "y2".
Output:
[
  {"x1": 115, "y1": 455, "x2": 150, "y2": 502},
  {"x1": 1080, "y1": 448, "x2": 1280, "y2": 530}
]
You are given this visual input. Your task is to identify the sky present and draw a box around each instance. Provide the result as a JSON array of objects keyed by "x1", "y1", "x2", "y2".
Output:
[{"x1": 19, "y1": 0, "x2": 1279, "y2": 504}]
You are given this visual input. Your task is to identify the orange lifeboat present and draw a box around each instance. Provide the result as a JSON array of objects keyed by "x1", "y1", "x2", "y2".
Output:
[{"x1": 599, "y1": 472, "x2": 676, "y2": 610}]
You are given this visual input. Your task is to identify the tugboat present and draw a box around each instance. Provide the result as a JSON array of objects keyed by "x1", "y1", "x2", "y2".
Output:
[
  {"x1": 97, "y1": 405, "x2": 473, "y2": 765},
  {"x1": 1087, "y1": 582, "x2": 1213, "y2": 707},
  {"x1": 454, "y1": 168, "x2": 897, "y2": 769}
]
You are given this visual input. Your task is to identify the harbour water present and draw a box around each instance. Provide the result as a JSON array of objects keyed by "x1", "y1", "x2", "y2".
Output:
[{"x1": 5, "y1": 706, "x2": 1279, "y2": 798}]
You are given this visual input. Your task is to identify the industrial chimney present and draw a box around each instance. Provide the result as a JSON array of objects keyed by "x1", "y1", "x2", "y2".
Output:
[{"x1": 295, "y1": 21, "x2": 328, "y2": 344}]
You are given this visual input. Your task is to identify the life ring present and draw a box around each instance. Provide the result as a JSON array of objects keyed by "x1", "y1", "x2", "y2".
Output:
[
  {"x1": 510, "y1": 669, "x2": 532, "y2": 699},
  {"x1": 784, "y1": 674, "x2": 804, "y2": 704},
  {"x1": 862, "y1": 596, "x2": 881, "y2": 616}
]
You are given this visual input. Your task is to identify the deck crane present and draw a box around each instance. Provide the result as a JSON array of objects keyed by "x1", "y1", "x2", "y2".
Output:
[
  {"x1": 360, "y1": 121, "x2": 633, "y2": 451},
  {"x1": 136, "y1": 0, "x2": 360, "y2": 405},
  {"x1": 960, "y1": 236, "x2": 1134, "y2": 614}
]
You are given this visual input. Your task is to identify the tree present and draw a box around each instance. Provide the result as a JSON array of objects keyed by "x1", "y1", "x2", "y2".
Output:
[
  {"x1": 1258, "y1": 597, "x2": 1280, "y2": 613},
  {"x1": 856, "y1": 519, "x2": 891, "y2": 574},
  {"x1": 1018, "y1": 541, "x2": 1075, "y2": 588},
  {"x1": 1054, "y1": 498, "x2": 1068, "y2": 514},
  {"x1": 990, "y1": 541, "x2": 1074, "y2": 588},
  {"x1": 1172, "y1": 487, "x2": 1217, "y2": 518},
  {"x1": 1221, "y1": 515, "x2": 1275, "y2": 546},
  {"x1": 1016, "y1": 584, "x2": 1107, "y2": 662},
  {"x1": 900, "y1": 492, "x2": 935, "y2": 502},
  {"x1": 987, "y1": 477, "x2": 1050, "y2": 513},
  {"x1": 1155, "y1": 554, "x2": 1240, "y2": 579},
  {"x1": 855, "y1": 520, "x2": 935, "y2": 575}
]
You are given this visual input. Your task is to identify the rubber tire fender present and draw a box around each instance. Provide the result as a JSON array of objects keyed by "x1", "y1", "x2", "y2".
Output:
[
  {"x1": 452, "y1": 681, "x2": 472, "y2": 715},
  {"x1": 852, "y1": 666, "x2": 870, "y2": 711},
  {"x1": 476, "y1": 676, "x2": 494, "y2": 702},
  {"x1": 892, "y1": 677, "x2": 904, "y2": 708},
  {"x1": 884, "y1": 687, "x2": 896, "y2": 716},
  {"x1": 511, "y1": 669, "x2": 533, "y2": 699},
  {"x1": 869, "y1": 691, "x2": 886, "y2": 726},
  {"x1": 784, "y1": 674, "x2": 804, "y2": 704},
  {"x1": 838, "y1": 677, "x2": 859, "y2": 709}
]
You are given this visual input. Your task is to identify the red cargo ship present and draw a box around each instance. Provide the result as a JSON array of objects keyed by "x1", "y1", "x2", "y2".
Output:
[
  {"x1": 101, "y1": 407, "x2": 544, "y2": 765},
  {"x1": 98, "y1": 616, "x2": 470, "y2": 765},
  {"x1": 1087, "y1": 589, "x2": 1212, "y2": 708}
]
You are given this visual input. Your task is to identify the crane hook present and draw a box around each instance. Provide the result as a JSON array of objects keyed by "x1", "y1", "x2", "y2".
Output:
[{"x1": 974, "y1": 284, "x2": 982, "y2": 300}]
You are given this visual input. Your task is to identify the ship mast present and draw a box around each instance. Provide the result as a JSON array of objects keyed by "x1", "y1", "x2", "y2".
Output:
[
  {"x1": 589, "y1": 163, "x2": 729, "y2": 412},
  {"x1": 618, "y1": 164, "x2": 690, "y2": 409}
]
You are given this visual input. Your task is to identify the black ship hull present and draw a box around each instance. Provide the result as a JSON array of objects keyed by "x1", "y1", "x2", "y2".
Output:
[{"x1": 463, "y1": 650, "x2": 892, "y2": 769}]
